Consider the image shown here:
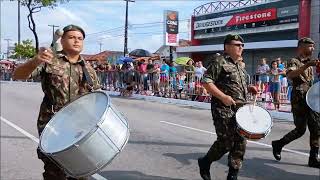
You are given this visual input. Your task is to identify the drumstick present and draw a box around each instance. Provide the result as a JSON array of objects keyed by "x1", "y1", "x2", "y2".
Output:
[
  {"x1": 253, "y1": 94, "x2": 257, "y2": 107},
  {"x1": 249, "y1": 94, "x2": 257, "y2": 112}
]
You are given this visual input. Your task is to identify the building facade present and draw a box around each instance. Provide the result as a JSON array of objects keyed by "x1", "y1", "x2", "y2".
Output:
[{"x1": 177, "y1": 0, "x2": 320, "y2": 75}]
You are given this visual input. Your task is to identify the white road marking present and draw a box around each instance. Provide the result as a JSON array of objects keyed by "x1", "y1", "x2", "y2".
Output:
[
  {"x1": 1, "y1": 116, "x2": 39, "y2": 143},
  {"x1": 0, "y1": 116, "x2": 108, "y2": 180},
  {"x1": 160, "y1": 120, "x2": 309, "y2": 157}
]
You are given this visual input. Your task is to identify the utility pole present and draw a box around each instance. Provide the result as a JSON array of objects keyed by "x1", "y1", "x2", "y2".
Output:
[
  {"x1": 48, "y1": 24, "x2": 59, "y2": 43},
  {"x1": 18, "y1": 0, "x2": 21, "y2": 45},
  {"x1": 0, "y1": 0, "x2": 2, "y2": 54},
  {"x1": 4, "y1": 39, "x2": 12, "y2": 59},
  {"x1": 99, "y1": 42, "x2": 103, "y2": 53},
  {"x1": 123, "y1": 0, "x2": 135, "y2": 57}
]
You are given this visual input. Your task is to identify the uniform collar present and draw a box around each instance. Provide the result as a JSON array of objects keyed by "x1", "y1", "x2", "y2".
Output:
[
  {"x1": 56, "y1": 51, "x2": 85, "y2": 64},
  {"x1": 223, "y1": 53, "x2": 239, "y2": 65},
  {"x1": 297, "y1": 56, "x2": 311, "y2": 63}
]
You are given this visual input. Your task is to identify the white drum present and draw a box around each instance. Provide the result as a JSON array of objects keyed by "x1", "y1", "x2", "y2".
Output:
[
  {"x1": 39, "y1": 91, "x2": 129, "y2": 178},
  {"x1": 306, "y1": 81, "x2": 320, "y2": 113},
  {"x1": 235, "y1": 105, "x2": 272, "y2": 140}
]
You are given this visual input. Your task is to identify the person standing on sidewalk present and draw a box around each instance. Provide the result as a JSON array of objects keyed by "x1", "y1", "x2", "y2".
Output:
[
  {"x1": 198, "y1": 34, "x2": 258, "y2": 180},
  {"x1": 13, "y1": 24, "x2": 100, "y2": 180},
  {"x1": 271, "y1": 37, "x2": 320, "y2": 168}
]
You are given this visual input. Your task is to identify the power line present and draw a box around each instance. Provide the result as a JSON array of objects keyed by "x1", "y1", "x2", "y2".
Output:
[{"x1": 85, "y1": 18, "x2": 190, "y2": 38}]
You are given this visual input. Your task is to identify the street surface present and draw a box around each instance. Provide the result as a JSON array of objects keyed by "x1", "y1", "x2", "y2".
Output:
[{"x1": 1, "y1": 81, "x2": 319, "y2": 180}]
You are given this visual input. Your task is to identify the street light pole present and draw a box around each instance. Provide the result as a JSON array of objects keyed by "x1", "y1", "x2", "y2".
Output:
[
  {"x1": 124, "y1": 0, "x2": 134, "y2": 57},
  {"x1": 48, "y1": 24, "x2": 59, "y2": 43},
  {"x1": 18, "y1": 0, "x2": 21, "y2": 45},
  {"x1": 4, "y1": 38, "x2": 12, "y2": 59}
]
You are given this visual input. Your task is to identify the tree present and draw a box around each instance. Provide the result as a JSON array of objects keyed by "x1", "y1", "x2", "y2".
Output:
[
  {"x1": 11, "y1": 39, "x2": 36, "y2": 59},
  {"x1": 19, "y1": 0, "x2": 68, "y2": 52}
]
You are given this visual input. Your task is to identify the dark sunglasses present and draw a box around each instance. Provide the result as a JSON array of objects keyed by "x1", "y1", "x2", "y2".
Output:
[{"x1": 229, "y1": 43, "x2": 244, "y2": 47}]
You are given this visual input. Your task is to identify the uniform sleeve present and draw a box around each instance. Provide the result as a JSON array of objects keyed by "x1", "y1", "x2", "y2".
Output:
[
  {"x1": 86, "y1": 63, "x2": 101, "y2": 90},
  {"x1": 286, "y1": 58, "x2": 298, "y2": 75},
  {"x1": 201, "y1": 59, "x2": 222, "y2": 84},
  {"x1": 30, "y1": 63, "x2": 45, "y2": 79}
]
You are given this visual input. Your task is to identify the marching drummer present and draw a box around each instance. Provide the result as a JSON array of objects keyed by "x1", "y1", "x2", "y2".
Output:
[
  {"x1": 198, "y1": 34, "x2": 258, "y2": 180},
  {"x1": 271, "y1": 37, "x2": 320, "y2": 168},
  {"x1": 13, "y1": 24, "x2": 100, "y2": 180}
]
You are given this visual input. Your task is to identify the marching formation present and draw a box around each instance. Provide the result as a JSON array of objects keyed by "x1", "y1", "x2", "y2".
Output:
[{"x1": 12, "y1": 25, "x2": 320, "y2": 180}]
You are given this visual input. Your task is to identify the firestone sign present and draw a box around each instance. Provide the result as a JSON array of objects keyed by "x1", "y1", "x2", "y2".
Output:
[
  {"x1": 228, "y1": 8, "x2": 276, "y2": 25},
  {"x1": 194, "y1": 8, "x2": 277, "y2": 30}
]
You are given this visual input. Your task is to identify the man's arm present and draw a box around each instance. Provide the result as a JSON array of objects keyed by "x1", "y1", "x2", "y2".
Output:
[
  {"x1": 203, "y1": 82, "x2": 235, "y2": 106},
  {"x1": 13, "y1": 47, "x2": 53, "y2": 80},
  {"x1": 12, "y1": 58, "x2": 42, "y2": 80},
  {"x1": 286, "y1": 60, "x2": 318, "y2": 80}
]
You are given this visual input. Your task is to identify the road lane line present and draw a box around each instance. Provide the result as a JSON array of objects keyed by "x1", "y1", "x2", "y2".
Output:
[
  {"x1": 0, "y1": 116, "x2": 108, "y2": 180},
  {"x1": 1, "y1": 116, "x2": 39, "y2": 143},
  {"x1": 160, "y1": 120, "x2": 309, "y2": 157}
]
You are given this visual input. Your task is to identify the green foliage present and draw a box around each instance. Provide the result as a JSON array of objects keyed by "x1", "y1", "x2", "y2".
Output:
[
  {"x1": 11, "y1": 39, "x2": 36, "y2": 59},
  {"x1": 17, "y1": 0, "x2": 69, "y2": 52}
]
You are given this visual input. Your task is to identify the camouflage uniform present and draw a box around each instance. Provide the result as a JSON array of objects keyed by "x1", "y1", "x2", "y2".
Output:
[
  {"x1": 35, "y1": 52, "x2": 100, "y2": 180},
  {"x1": 276, "y1": 57, "x2": 320, "y2": 149},
  {"x1": 201, "y1": 53, "x2": 248, "y2": 170}
]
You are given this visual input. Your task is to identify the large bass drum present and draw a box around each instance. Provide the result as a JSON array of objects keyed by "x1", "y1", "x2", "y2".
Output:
[
  {"x1": 39, "y1": 91, "x2": 129, "y2": 178},
  {"x1": 306, "y1": 81, "x2": 320, "y2": 113}
]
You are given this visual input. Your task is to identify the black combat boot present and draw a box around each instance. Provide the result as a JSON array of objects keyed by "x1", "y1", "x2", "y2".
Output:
[
  {"x1": 198, "y1": 156, "x2": 211, "y2": 180},
  {"x1": 272, "y1": 140, "x2": 284, "y2": 161},
  {"x1": 227, "y1": 167, "x2": 239, "y2": 180},
  {"x1": 308, "y1": 147, "x2": 320, "y2": 168}
]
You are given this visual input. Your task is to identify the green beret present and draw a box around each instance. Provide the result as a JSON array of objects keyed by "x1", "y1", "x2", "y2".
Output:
[
  {"x1": 298, "y1": 37, "x2": 315, "y2": 46},
  {"x1": 224, "y1": 34, "x2": 244, "y2": 44},
  {"x1": 63, "y1": 24, "x2": 85, "y2": 39}
]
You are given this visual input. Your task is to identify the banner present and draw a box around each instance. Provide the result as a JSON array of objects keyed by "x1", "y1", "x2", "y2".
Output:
[
  {"x1": 164, "y1": 10, "x2": 179, "y2": 46},
  {"x1": 193, "y1": 0, "x2": 299, "y2": 37}
]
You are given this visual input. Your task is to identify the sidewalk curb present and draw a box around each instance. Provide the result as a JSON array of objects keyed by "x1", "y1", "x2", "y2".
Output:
[{"x1": 105, "y1": 91, "x2": 293, "y2": 122}]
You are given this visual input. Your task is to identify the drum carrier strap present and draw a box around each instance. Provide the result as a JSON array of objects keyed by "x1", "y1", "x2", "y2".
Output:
[{"x1": 79, "y1": 60, "x2": 94, "y2": 91}]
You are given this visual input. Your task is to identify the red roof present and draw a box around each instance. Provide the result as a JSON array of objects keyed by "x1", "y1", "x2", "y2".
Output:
[{"x1": 81, "y1": 51, "x2": 121, "y2": 61}]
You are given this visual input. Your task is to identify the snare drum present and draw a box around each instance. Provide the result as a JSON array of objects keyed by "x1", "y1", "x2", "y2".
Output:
[
  {"x1": 306, "y1": 81, "x2": 320, "y2": 113},
  {"x1": 39, "y1": 91, "x2": 129, "y2": 178},
  {"x1": 235, "y1": 105, "x2": 272, "y2": 140}
]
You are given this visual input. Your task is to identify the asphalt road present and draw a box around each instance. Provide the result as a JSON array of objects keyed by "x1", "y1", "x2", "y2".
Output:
[{"x1": 1, "y1": 81, "x2": 319, "y2": 180}]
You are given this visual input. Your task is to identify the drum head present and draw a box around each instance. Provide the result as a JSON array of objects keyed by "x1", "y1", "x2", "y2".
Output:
[
  {"x1": 236, "y1": 105, "x2": 272, "y2": 134},
  {"x1": 306, "y1": 82, "x2": 320, "y2": 113},
  {"x1": 40, "y1": 92, "x2": 109, "y2": 153}
]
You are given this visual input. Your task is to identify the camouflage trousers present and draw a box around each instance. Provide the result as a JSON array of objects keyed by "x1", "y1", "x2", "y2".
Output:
[
  {"x1": 206, "y1": 109, "x2": 247, "y2": 170},
  {"x1": 279, "y1": 105, "x2": 320, "y2": 148},
  {"x1": 37, "y1": 148, "x2": 88, "y2": 180}
]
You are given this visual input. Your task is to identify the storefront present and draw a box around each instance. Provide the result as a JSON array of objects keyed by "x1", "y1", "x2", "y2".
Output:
[{"x1": 177, "y1": 0, "x2": 317, "y2": 75}]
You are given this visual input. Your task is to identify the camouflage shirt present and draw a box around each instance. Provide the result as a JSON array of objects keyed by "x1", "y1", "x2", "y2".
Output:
[
  {"x1": 286, "y1": 57, "x2": 313, "y2": 107},
  {"x1": 202, "y1": 54, "x2": 248, "y2": 117},
  {"x1": 36, "y1": 52, "x2": 100, "y2": 135}
]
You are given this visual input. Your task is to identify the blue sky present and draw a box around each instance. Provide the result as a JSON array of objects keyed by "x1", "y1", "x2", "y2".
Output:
[{"x1": 1, "y1": 0, "x2": 209, "y2": 55}]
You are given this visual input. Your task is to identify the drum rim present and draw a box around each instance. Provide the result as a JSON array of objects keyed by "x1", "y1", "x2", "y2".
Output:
[
  {"x1": 39, "y1": 90, "x2": 110, "y2": 154},
  {"x1": 306, "y1": 81, "x2": 320, "y2": 113},
  {"x1": 235, "y1": 104, "x2": 273, "y2": 134}
]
